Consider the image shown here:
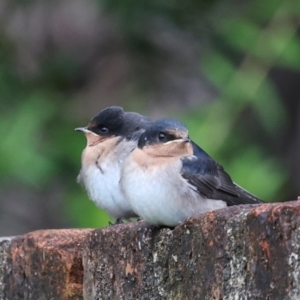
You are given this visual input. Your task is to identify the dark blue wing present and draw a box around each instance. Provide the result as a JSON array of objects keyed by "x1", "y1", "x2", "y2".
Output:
[
  {"x1": 191, "y1": 141, "x2": 211, "y2": 158},
  {"x1": 180, "y1": 155, "x2": 263, "y2": 205}
]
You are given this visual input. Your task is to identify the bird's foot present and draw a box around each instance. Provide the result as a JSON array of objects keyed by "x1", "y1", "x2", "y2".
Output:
[{"x1": 109, "y1": 218, "x2": 124, "y2": 226}]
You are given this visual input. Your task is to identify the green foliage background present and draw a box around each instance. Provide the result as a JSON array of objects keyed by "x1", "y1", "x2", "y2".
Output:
[{"x1": 0, "y1": 0, "x2": 299, "y2": 232}]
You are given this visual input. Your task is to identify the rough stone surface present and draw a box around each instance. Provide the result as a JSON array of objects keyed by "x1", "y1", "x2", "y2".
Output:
[
  {"x1": 1, "y1": 201, "x2": 300, "y2": 299},
  {"x1": 83, "y1": 201, "x2": 300, "y2": 300},
  {"x1": 0, "y1": 237, "x2": 12, "y2": 300},
  {"x1": 2, "y1": 229, "x2": 92, "y2": 300}
]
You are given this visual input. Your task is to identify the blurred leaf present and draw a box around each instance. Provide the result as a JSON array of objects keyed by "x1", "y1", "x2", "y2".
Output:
[
  {"x1": 251, "y1": 0, "x2": 298, "y2": 22},
  {"x1": 222, "y1": 3, "x2": 300, "y2": 71},
  {"x1": 276, "y1": 36, "x2": 300, "y2": 70},
  {"x1": 0, "y1": 95, "x2": 56, "y2": 186},
  {"x1": 252, "y1": 78, "x2": 288, "y2": 134},
  {"x1": 99, "y1": 0, "x2": 219, "y2": 32},
  {"x1": 202, "y1": 52, "x2": 235, "y2": 88},
  {"x1": 226, "y1": 147, "x2": 287, "y2": 201},
  {"x1": 66, "y1": 189, "x2": 113, "y2": 228},
  {"x1": 222, "y1": 19, "x2": 260, "y2": 53}
]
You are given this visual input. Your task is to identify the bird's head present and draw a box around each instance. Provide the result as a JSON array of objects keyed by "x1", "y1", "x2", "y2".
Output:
[
  {"x1": 75, "y1": 106, "x2": 124, "y2": 145},
  {"x1": 75, "y1": 106, "x2": 152, "y2": 146},
  {"x1": 138, "y1": 119, "x2": 192, "y2": 157}
]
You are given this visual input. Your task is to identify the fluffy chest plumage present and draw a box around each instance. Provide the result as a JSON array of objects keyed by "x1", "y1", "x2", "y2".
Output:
[
  {"x1": 121, "y1": 148, "x2": 227, "y2": 226},
  {"x1": 78, "y1": 137, "x2": 137, "y2": 219}
]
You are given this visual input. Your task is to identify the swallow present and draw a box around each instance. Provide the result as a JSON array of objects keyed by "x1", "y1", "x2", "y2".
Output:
[
  {"x1": 121, "y1": 118, "x2": 263, "y2": 227},
  {"x1": 76, "y1": 106, "x2": 152, "y2": 223}
]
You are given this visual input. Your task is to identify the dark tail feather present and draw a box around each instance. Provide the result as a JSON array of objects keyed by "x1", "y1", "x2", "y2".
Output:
[{"x1": 233, "y1": 183, "x2": 263, "y2": 204}]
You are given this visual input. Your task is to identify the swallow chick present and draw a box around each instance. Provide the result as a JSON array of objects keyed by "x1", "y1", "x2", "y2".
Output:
[
  {"x1": 76, "y1": 106, "x2": 152, "y2": 223},
  {"x1": 121, "y1": 119, "x2": 262, "y2": 227}
]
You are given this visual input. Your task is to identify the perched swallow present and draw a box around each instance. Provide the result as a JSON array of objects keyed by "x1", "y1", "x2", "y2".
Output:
[
  {"x1": 121, "y1": 119, "x2": 262, "y2": 227},
  {"x1": 76, "y1": 106, "x2": 152, "y2": 222}
]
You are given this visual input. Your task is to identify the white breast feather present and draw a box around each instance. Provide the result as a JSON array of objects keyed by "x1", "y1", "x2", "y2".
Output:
[
  {"x1": 121, "y1": 157, "x2": 227, "y2": 226},
  {"x1": 79, "y1": 140, "x2": 137, "y2": 219}
]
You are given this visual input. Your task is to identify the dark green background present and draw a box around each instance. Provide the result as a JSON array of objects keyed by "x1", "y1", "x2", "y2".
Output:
[{"x1": 0, "y1": 0, "x2": 299, "y2": 235}]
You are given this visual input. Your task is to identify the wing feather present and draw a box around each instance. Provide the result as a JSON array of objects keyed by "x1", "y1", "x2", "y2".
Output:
[{"x1": 180, "y1": 156, "x2": 262, "y2": 205}]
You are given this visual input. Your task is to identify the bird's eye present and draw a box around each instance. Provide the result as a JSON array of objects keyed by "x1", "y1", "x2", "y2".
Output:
[
  {"x1": 158, "y1": 131, "x2": 166, "y2": 140},
  {"x1": 99, "y1": 127, "x2": 109, "y2": 133}
]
